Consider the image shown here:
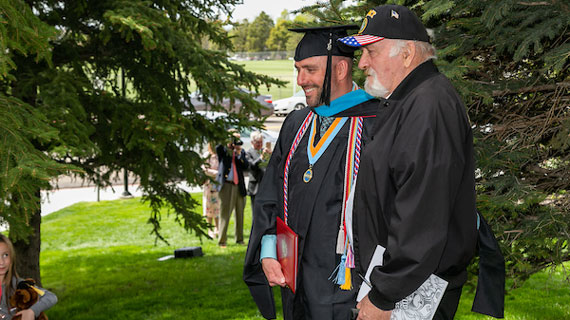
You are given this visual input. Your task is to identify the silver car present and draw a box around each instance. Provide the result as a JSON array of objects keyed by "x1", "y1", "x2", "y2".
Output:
[
  {"x1": 187, "y1": 87, "x2": 274, "y2": 117},
  {"x1": 273, "y1": 91, "x2": 307, "y2": 117}
]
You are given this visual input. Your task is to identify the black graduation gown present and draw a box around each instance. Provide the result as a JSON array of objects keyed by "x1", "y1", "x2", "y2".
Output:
[
  {"x1": 243, "y1": 99, "x2": 378, "y2": 320},
  {"x1": 353, "y1": 60, "x2": 479, "y2": 310}
]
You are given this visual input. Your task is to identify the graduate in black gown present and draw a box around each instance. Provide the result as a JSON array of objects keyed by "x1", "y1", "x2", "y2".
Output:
[{"x1": 243, "y1": 25, "x2": 379, "y2": 319}]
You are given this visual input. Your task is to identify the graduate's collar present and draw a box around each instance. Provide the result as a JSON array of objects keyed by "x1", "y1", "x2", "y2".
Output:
[{"x1": 312, "y1": 89, "x2": 375, "y2": 117}]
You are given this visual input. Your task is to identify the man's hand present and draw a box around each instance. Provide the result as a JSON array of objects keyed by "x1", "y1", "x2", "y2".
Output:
[
  {"x1": 15, "y1": 309, "x2": 35, "y2": 320},
  {"x1": 261, "y1": 258, "x2": 286, "y2": 287},
  {"x1": 356, "y1": 295, "x2": 392, "y2": 320},
  {"x1": 263, "y1": 142, "x2": 272, "y2": 155}
]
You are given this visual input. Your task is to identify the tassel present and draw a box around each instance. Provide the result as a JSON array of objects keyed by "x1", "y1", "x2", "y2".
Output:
[
  {"x1": 346, "y1": 245, "x2": 355, "y2": 268},
  {"x1": 340, "y1": 267, "x2": 352, "y2": 290},
  {"x1": 320, "y1": 33, "x2": 333, "y2": 106},
  {"x1": 329, "y1": 254, "x2": 346, "y2": 285},
  {"x1": 336, "y1": 227, "x2": 345, "y2": 254}
]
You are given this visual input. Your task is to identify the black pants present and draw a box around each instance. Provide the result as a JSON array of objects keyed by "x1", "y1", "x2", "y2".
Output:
[
  {"x1": 433, "y1": 286, "x2": 463, "y2": 320},
  {"x1": 282, "y1": 283, "x2": 356, "y2": 320},
  {"x1": 249, "y1": 195, "x2": 256, "y2": 214}
]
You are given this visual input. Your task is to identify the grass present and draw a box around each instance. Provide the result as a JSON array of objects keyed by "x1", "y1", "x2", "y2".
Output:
[
  {"x1": 38, "y1": 195, "x2": 569, "y2": 319},
  {"x1": 40, "y1": 196, "x2": 282, "y2": 319},
  {"x1": 237, "y1": 60, "x2": 299, "y2": 101}
]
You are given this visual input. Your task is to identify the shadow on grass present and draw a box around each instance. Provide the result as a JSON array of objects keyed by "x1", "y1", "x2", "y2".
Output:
[{"x1": 42, "y1": 245, "x2": 280, "y2": 320}]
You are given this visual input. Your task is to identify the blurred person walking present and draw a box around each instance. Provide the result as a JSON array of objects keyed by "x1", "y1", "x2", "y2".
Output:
[
  {"x1": 202, "y1": 142, "x2": 221, "y2": 238},
  {"x1": 245, "y1": 131, "x2": 272, "y2": 214}
]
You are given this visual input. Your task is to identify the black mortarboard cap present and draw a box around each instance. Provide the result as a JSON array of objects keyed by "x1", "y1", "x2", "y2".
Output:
[
  {"x1": 290, "y1": 25, "x2": 359, "y2": 61},
  {"x1": 290, "y1": 25, "x2": 359, "y2": 106}
]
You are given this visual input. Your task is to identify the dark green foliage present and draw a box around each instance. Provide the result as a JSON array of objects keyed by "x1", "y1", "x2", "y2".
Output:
[
  {"x1": 424, "y1": 1, "x2": 570, "y2": 287},
  {"x1": 0, "y1": 95, "x2": 73, "y2": 239},
  {"x1": 0, "y1": 0, "x2": 73, "y2": 240},
  {"x1": 1, "y1": 0, "x2": 282, "y2": 249}
]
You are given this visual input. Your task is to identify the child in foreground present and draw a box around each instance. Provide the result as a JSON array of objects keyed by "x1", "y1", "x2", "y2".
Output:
[{"x1": 0, "y1": 234, "x2": 57, "y2": 319}]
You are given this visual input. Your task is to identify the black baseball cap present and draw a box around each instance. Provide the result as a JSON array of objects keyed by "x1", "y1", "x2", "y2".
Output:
[
  {"x1": 339, "y1": 5, "x2": 429, "y2": 48},
  {"x1": 290, "y1": 25, "x2": 359, "y2": 105}
]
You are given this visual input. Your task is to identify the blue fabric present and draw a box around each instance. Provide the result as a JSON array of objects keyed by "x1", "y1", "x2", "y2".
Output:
[
  {"x1": 227, "y1": 163, "x2": 235, "y2": 182},
  {"x1": 260, "y1": 234, "x2": 277, "y2": 262},
  {"x1": 313, "y1": 89, "x2": 375, "y2": 117}
]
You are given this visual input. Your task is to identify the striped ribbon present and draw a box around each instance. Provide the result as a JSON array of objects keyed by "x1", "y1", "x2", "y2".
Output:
[
  {"x1": 341, "y1": 116, "x2": 363, "y2": 269},
  {"x1": 283, "y1": 112, "x2": 315, "y2": 224}
]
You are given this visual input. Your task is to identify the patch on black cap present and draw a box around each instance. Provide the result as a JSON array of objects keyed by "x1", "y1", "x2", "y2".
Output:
[{"x1": 339, "y1": 5, "x2": 429, "y2": 48}]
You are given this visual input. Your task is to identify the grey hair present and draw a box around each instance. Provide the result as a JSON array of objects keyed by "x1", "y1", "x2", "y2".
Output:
[
  {"x1": 250, "y1": 131, "x2": 263, "y2": 143},
  {"x1": 389, "y1": 39, "x2": 437, "y2": 62}
]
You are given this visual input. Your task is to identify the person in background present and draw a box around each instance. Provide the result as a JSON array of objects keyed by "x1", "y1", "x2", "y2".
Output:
[
  {"x1": 202, "y1": 142, "x2": 221, "y2": 238},
  {"x1": 0, "y1": 234, "x2": 58, "y2": 320},
  {"x1": 339, "y1": 5, "x2": 480, "y2": 319},
  {"x1": 245, "y1": 131, "x2": 272, "y2": 214},
  {"x1": 215, "y1": 131, "x2": 249, "y2": 248},
  {"x1": 244, "y1": 25, "x2": 379, "y2": 319}
]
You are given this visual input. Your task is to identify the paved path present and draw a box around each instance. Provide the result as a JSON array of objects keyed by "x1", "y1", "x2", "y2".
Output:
[
  {"x1": 41, "y1": 181, "x2": 200, "y2": 216},
  {"x1": 41, "y1": 116, "x2": 285, "y2": 215},
  {"x1": 263, "y1": 115, "x2": 286, "y2": 132}
]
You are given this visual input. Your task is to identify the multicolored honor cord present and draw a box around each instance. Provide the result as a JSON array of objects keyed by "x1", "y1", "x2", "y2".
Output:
[
  {"x1": 331, "y1": 116, "x2": 363, "y2": 290},
  {"x1": 283, "y1": 112, "x2": 314, "y2": 225}
]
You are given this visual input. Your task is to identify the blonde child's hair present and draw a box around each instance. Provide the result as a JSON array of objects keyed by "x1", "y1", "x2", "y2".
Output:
[{"x1": 0, "y1": 234, "x2": 19, "y2": 298}]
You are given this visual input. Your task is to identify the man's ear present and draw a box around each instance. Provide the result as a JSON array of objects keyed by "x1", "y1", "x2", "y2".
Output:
[
  {"x1": 402, "y1": 41, "x2": 416, "y2": 68},
  {"x1": 335, "y1": 58, "x2": 350, "y2": 81}
]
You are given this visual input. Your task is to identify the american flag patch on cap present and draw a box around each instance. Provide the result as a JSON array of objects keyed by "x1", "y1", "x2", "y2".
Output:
[{"x1": 339, "y1": 35, "x2": 384, "y2": 47}]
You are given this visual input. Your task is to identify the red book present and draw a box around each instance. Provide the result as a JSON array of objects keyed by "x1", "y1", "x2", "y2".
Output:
[{"x1": 276, "y1": 216, "x2": 298, "y2": 293}]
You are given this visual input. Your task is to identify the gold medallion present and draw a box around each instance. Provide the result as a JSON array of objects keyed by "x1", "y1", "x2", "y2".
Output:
[{"x1": 303, "y1": 166, "x2": 313, "y2": 183}]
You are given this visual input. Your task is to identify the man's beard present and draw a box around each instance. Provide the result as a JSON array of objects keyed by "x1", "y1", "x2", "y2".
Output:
[
  {"x1": 304, "y1": 86, "x2": 323, "y2": 107},
  {"x1": 364, "y1": 68, "x2": 389, "y2": 98}
]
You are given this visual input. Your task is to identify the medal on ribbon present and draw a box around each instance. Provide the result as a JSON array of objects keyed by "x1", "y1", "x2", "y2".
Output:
[{"x1": 303, "y1": 165, "x2": 313, "y2": 183}]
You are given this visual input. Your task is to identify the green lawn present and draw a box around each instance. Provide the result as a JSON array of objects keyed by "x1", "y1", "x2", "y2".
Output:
[
  {"x1": 36, "y1": 196, "x2": 569, "y2": 319},
  {"x1": 237, "y1": 60, "x2": 299, "y2": 101}
]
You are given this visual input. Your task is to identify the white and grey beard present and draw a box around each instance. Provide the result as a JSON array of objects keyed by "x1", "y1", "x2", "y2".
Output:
[{"x1": 364, "y1": 68, "x2": 389, "y2": 98}]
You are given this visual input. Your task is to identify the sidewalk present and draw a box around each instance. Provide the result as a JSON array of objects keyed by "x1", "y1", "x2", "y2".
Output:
[{"x1": 41, "y1": 181, "x2": 201, "y2": 216}]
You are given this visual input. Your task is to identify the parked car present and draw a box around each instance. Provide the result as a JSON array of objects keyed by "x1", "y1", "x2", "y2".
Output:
[
  {"x1": 186, "y1": 87, "x2": 274, "y2": 117},
  {"x1": 273, "y1": 90, "x2": 307, "y2": 116},
  {"x1": 188, "y1": 111, "x2": 278, "y2": 152}
]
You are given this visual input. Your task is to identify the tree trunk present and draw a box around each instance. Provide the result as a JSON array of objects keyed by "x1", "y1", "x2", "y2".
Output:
[{"x1": 11, "y1": 204, "x2": 42, "y2": 287}]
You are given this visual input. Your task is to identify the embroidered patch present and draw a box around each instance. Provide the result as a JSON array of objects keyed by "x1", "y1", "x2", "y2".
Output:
[
  {"x1": 391, "y1": 9, "x2": 399, "y2": 19},
  {"x1": 358, "y1": 18, "x2": 368, "y2": 34}
]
